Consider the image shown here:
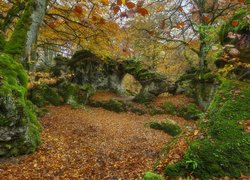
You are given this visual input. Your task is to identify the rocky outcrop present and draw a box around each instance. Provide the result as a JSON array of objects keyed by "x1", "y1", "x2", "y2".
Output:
[
  {"x1": 68, "y1": 50, "x2": 175, "y2": 103},
  {"x1": 0, "y1": 53, "x2": 41, "y2": 157}
]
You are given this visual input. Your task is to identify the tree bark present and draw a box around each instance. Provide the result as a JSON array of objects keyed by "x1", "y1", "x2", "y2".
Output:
[{"x1": 4, "y1": 0, "x2": 47, "y2": 67}]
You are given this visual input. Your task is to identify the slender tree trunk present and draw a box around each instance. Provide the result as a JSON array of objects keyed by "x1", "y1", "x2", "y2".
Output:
[
  {"x1": 26, "y1": 0, "x2": 47, "y2": 66},
  {"x1": 4, "y1": 0, "x2": 47, "y2": 68}
]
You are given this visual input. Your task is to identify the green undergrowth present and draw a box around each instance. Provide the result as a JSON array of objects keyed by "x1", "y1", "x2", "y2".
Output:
[
  {"x1": 149, "y1": 102, "x2": 202, "y2": 120},
  {"x1": 29, "y1": 82, "x2": 95, "y2": 108},
  {"x1": 29, "y1": 85, "x2": 63, "y2": 107},
  {"x1": 146, "y1": 120, "x2": 182, "y2": 137},
  {"x1": 142, "y1": 171, "x2": 165, "y2": 180},
  {"x1": 90, "y1": 99, "x2": 127, "y2": 113},
  {"x1": 164, "y1": 80, "x2": 250, "y2": 179},
  {"x1": 0, "y1": 53, "x2": 41, "y2": 157}
]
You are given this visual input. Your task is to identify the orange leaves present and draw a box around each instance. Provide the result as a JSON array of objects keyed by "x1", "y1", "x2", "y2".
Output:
[
  {"x1": 48, "y1": 21, "x2": 56, "y2": 29},
  {"x1": 73, "y1": 4, "x2": 82, "y2": 14},
  {"x1": 126, "y1": 2, "x2": 135, "y2": 9},
  {"x1": 176, "y1": 22, "x2": 185, "y2": 29},
  {"x1": 73, "y1": 4, "x2": 83, "y2": 17},
  {"x1": 231, "y1": 20, "x2": 239, "y2": 26},
  {"x1": 137, "y1": 8, "x2": 149, "y2": 16},
  {"x1": 203, "y1": 15, "x2": 210, "y2": 23},
  {"x1": 113, "y1": 6, "x2": 120, "y2": 14},
  {"x1": 102, "y1": 0, "x2": 109, "y2": 6},
  {"x1": 237, "y1": 0, "x2": 246, "y2": 2}
]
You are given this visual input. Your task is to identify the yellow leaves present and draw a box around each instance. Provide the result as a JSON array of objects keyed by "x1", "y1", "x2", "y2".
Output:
[
  {"x1": 121, "y1": 0, "x2": 126, "y2": 5},
  {"x1": 137, "y1": 8, "x2": 149, "y2": 16}
]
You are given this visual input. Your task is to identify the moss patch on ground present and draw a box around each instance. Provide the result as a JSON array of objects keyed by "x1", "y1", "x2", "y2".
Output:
[
  {"x1": 0, "y1": 53, "x2": 41, "y2": 157},
  {"x1": 164, "y1": 80, "x2": 250, "y2": 179},
  {"x1": 146, "y1": 120, "x2": 182, "y2": 137}
]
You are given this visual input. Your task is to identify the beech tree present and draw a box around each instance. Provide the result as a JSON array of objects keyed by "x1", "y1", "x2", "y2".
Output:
[{"x1": 131, "y1": 0, "x2": 248, "y2": 79}]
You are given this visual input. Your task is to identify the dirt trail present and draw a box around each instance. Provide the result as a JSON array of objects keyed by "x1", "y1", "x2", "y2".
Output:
[{"x1": 0, "y1": 105, "x2": 194, "y2": 179}]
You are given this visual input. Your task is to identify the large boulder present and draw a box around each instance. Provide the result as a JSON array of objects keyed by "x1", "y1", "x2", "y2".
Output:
[{"x1": 0, "y1": 54, "x2": 41, "y2": 157}]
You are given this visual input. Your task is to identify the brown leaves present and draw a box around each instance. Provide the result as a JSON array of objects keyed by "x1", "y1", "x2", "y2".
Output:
[
  {"x1": 113, "y1": 5, "x2": 120, "y2": 14},
  {"x1": 73, "y1": 4, "x2": 83, "y2": 17},
  {"x1": 126, "y1": 2, "x2": 135, "y2": 9}
]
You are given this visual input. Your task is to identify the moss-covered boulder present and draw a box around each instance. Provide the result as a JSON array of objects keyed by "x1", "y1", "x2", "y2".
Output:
[
  {"x1": 57, "y1": 82, "x2": 95, "y2": 106},
  {"x1": 164, "y1": 80, "x2": 250, "y2": 179},
  {"x1": 29, "y1": 85, "x2": 63, "y2": 107},
  {"x1": 0, "y1": 54, "x2": 41, "y2": 157}
]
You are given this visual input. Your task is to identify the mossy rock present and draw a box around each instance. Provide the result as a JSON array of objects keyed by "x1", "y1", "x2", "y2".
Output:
[
  {"x1": 29, "y1": 85, "x2": 63, "y2": 107},
  {"x1": 134, "y1": 92, "x2": 156, "y2": 104},
  {"x1": 178, "y1": 104, "x2": 202, "y2": 120},
  {"x1": 147, "y1": 121, "x2": 181, "y2": 136},
  {"x1": 58, "y1": 82, "x2": 95, "y2": 106},
  {"x1": 0, "y1": 53, "x2": 41, "y2": 157},
  {"x1": 164, "y1": 80, "x2": 250, "y2": 179},
  {"x1": 90, "y1": 99, "x2": 127, "y2": 113}
]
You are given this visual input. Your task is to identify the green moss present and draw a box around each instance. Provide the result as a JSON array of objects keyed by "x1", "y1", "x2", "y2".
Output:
[
  {"x1": 179, "y1": 104, "x2": 202, "y2": 120},
  {"x1": 58, "y1": 82, "x2": 95, "y2": 106},
  {"x1": 91, "y1": 99, "x2": 127, "y2": 113},
  {"x1": 143, "y1": 171, "x2": 165, "y2": 180},
  {"x1": 164, "y1": 80, "x2": 250, "y2": 179},
  {"x1": 0, "y1": 53, "x2": 40, "y2": 157},
  {"x1": 4, "y1": 1, "x2": 35, "y2": 58},
  {"x1": 29, "y1": 85, "x2": 63, "y2": 107},
  {"x1": 0, "y1": 32, "x2": 5, "y2": 51},
  {"x1": 147, "y1": 121, "x2": 181, "y2": 136},
  {"x1": 101, "y1": 99, "x2": 127, "y2": 113},
  {"x1": 134, "y1": 92, "x2": 155, "y2": 104},
  {"x1": 161, "y1": 102, "x2": 177, "y2": 114}
]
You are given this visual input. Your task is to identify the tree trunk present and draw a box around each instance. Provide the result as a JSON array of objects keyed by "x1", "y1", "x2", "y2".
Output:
[{"x1": 4, "y1": 0, "x2": 47, "y2": 67}]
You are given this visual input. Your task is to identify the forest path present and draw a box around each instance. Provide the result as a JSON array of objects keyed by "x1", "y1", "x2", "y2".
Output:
[{"x1": 0, "y1": 105, "x2": 194, "y2": 179}]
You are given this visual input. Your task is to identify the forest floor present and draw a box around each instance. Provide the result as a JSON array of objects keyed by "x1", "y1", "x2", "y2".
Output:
[{"x1": 0, "y1": 95, "x2": 196, "y2": 179}]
